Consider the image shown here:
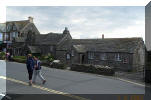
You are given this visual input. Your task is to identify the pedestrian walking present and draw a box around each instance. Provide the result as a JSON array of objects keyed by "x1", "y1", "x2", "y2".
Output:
[
  {"x1": 26, "y1": 54, "x2": 34, "y2": 86},
  {"x1": 33, "y1": 56, "x2": 46, "y2": 84}
]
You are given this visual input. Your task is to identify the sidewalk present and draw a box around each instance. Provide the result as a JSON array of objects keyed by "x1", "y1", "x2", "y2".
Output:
[{"x1": 114, "y1": 71, "x2": 145, "y2": 84}]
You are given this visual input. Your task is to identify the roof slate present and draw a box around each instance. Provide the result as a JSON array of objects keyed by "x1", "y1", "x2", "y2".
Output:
[
  {"x1": 28, "y1": 46, "x2": 41, "y2": 53},
  {"x1": 0, "y1": 20, "x2": 30, "y2": 32},
  {"x1": 35, "y1": 33, "x2": 65, "y2": 45},
  {"x1": 72, "y1": 38, "x2": 144, "y2": 53}
]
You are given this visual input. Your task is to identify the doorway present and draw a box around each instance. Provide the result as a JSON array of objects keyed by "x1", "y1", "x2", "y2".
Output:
[{"x1": 79, "y1": 54, "x2": 85, "y2": 64}]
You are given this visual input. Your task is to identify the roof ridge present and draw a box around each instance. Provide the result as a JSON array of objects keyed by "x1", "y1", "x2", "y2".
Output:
[
  {"x1": 73, "y1": 37, "x2": 142, "y2": 40},
  {"x1": 6, "y1": 20, "x2": 29, "y2": 23},
  {"x1": 47, "y1": 32, "x2": 63, "y2": 35}
]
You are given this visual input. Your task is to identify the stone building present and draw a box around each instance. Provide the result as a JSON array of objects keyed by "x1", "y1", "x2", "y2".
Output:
[
  {"x1": 0, "y1": 17, "x2": 145, "y2": 71},
  {"x1": 70, "y1": 37, "x2": 145, "y2": 71},
  {"x1": 0, "y1": 16, "x2": 40, "y2": 55}
]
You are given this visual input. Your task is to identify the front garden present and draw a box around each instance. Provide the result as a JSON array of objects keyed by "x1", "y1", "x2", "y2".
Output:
[
  {"x1": 0, "y1": 52, "x2": 5, "y2": 60},
  {"x1": 11, "y1": 53, "x2": 115, "y2": 76}
]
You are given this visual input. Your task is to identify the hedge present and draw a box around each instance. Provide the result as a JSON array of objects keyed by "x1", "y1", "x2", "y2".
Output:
[
  {"x1": 71, "y1": 64, "x2": 115, "y2": 76},
  {"x1": 12, "y1": 56, "x2": 26, "y2": 63},
  {"x1": 49, "y1": 62, "x2": 67, "y2": 69}
]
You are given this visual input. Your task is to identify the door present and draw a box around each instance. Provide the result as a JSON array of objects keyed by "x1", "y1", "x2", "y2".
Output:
[{"x1": 79, "y1": 54, "x2": 85, "y2": 64}]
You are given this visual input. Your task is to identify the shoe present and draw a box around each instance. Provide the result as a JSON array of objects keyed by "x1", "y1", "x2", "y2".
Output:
[
  {"x1": 29, "y1": 82, "x2": 32, "y2": 86},
  {"x1": 33, "y1": 81, "x2": 36, "y2": 84},
  {"x1": 42, "y1": 80, "x2": 46, "y2": 84}
]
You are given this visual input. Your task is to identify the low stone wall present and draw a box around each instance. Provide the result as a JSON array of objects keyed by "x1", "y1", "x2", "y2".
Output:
[{"x1": 71, "y1": 64, "x2": 115, "y2": 76}]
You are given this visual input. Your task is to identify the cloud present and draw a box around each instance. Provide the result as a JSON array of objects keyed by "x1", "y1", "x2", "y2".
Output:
[{"x1": 6, "y1": 6, "x2": 145, "y2": 40}]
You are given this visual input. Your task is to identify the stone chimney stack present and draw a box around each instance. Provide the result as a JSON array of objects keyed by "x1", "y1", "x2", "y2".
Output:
[
  {"x1": 102, "y1": 34, "x2": 104, "y2": 39},
  {"x1": 63, "y1": 27, "x2": 70, "y2": 34},
  {"x1": 28, "y1": 16, "x2": 33, "y2": 23}
]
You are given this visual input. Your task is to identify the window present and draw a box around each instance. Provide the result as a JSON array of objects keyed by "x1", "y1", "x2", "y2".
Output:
[
  {"x1": 100, "y1": 53, "x2": 107, "y2": 60},
  {"x1": 4, "y1": 33, "x2": 9, "y2": 41},
  {"x1": 66, "y1": 54, "x2": 70, "y2": 60},
  {"x1": 13, "y1": 25, "x2": 17, "y2": 30},
  {"x1": 7, "y1": 25, "x2": 10, "y2": 31},
  {"x1": 123, "y1": 58, "x2": 128, "y2": 64},
  {"x1": 15, "y1": 32, "x2": 18, "y2": 37},
  {"x1": 115, "y1": 53, "x2": 121, "y2": 61},
  {"x1": 88, "y1": 52, "x2": 94, "y2": 59},
  {"x1": 50, "y1": 46, "x2": 53, "y2": 51},
  {"x1": 13, "y1": 32, "x2": 16, "y2": 38},
  {"x1": 0, "y1": 33, "x2": 2, "y2": 41},
  {"x1": 71, "y1": 50, "x2": 74, "y2": 56}
]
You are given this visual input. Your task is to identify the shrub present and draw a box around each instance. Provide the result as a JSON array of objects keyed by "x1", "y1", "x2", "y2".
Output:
[
  {"x1": 12, "y1": 56, "x2": 26, "y2": 63},
  {"x1": 44, "y1": 53, "x2": 54, "y2": 62},
  {"x1": 0, "y1": 52, "x2": 6, "y2": 60},
  {"x1": 71, "y1": 64, "x2": 115, "y2": 76},
  {"x1": 50, "y1": 61, "x2": 67, "y2": 69}
]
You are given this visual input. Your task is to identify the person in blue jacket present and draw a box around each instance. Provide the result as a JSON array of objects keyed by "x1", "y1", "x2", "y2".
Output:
[{"x1": 26, "y1": 54, "x2": 34, "y2": 86}]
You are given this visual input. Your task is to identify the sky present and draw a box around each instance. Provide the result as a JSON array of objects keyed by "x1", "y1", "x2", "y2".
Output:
[{"x1": 6, "y1": 6, "x2": 145, "y2": 40}]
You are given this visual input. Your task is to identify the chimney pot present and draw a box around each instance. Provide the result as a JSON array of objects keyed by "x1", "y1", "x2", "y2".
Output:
[
  {"x1": 102, "y1": 34, "x2": 104, "y2": 39},
  {"x1": 28, "y1": 16, "x2": 33, "y2": 23}
]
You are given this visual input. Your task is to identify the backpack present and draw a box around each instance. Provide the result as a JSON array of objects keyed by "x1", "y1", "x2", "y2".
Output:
[{"x1": 35, "y1": 60, "x2": 41, "y2": 70}]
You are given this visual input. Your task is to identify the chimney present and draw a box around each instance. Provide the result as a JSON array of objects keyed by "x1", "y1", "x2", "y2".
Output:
[
  {"x1": 28, "y1": 16, "x2": 33, "y2": 23},
  {"x1": 63, "y1": 27, "x2": 70, "y2": 34},
  {"x1": 102, "y1": 34, "x2": 104, "y2": 39}
]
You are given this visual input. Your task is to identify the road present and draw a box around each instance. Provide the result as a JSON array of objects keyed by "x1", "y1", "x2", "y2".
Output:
[{"x1": 0, "y1": 61, "x2": 149, "y2": 100}]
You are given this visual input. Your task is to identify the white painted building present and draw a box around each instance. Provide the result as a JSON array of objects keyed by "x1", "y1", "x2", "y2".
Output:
[{"x1": 146, "y1": 2, "x2": 151, "y2": 51}]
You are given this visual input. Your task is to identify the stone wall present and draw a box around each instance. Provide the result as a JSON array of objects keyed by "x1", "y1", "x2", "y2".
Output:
[{"x1": 71, "y1": 51, "x2": 133, "y2": 71}]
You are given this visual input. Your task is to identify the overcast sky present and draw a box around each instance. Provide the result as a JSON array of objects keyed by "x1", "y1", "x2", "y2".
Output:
[{"x1": 6, "y1": 6, "x2": 145, "y2": 40}]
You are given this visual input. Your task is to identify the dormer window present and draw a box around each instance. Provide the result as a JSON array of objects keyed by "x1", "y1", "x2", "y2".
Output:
[{"x1": 13, "y1": 25, "x2": 17, "y2": 30}]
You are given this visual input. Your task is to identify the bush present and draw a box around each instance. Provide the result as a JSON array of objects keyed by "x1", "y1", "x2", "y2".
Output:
[
  {"x1": 50, "y1": 61, "x2": 67, "y2": 69},
  {"x1": 71, "y1": 64, "x2": 115, "y2": 76},
  {"x1": 44, "y1": 53, "x2": 54, "y2": 62},
  {"x1": 12, "y1": 56, "x2": 26, "y2": 63},
  {"x1": 0, "y1": 52, "x2": 5, "y2": 60}
]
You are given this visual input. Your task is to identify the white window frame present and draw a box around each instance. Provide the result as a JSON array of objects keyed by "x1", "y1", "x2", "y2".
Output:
[
  {"x1": 4, "y1": 33, "x2": 9, "y2": 41},
  {"x1": 88, "y1": 52, "x2": 94, "y2": 59},
  {"x1": 13, "y1": 25, "x2": 16, "y2": 30},
  {"x1": 0, "y1": 33, "x2": 3, "y2": 41},
  {"x1": 7, "y1": 25, "x2": 10, "y2": 31},
  {"x1": 115, "y1": 53, "x2": 121, "y2": 61},
  {"x1": 71, "y1": 50, "x2": 74, "y2": 56},
  {"x1": 66, "y1": 54, "x2": 70, "y2": 60}
]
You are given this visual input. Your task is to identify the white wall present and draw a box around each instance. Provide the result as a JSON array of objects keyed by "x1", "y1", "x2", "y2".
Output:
[
  {"x1": 0, "y1": 60, "x2": 6, "y2": 95},
  {"x1": 146, "y1": 2, "x2": 151, "y2": 51},
  {"x1": 0, "y1": 33, "x2": 2, "y2": 42}
]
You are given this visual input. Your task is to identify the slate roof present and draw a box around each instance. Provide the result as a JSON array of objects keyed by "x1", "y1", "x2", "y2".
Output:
[
  {"x1": 28, "y1": 46, "x2": 41, "y2": 53},
  {"x1": 35, "y1": 33, "x2": 65, "y2": 45},
  {"x1": 0, "y1": 20, "x2": 30, "y2": 32},
  {"x1": 72, "y1": 38, "x2": 144, "y2": 53},
  {"x1": 0, "y1": 23, "x2": 6, "y2": 32},
  {"x1": 73, "y1": 45, "x2": 87, "y2": 53},
  {"x1": 14, "y1": 37, "x2": 25, "y2": 42}
]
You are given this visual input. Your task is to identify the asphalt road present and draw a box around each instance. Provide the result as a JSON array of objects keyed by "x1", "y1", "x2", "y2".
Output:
[{"x1": 1, "y1": 61, "x2": 149, "y2": 100}]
